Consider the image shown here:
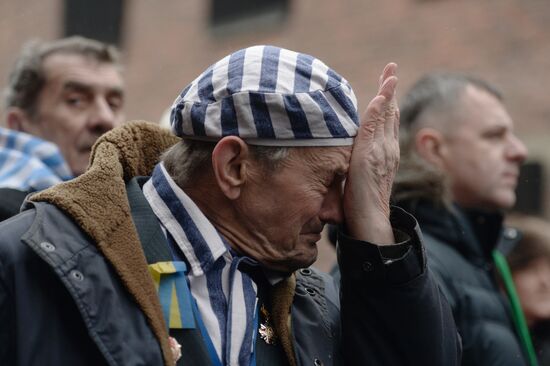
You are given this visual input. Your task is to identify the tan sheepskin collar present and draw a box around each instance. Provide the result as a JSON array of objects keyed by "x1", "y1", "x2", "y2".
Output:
[
  {"x1": 31, "y1": 121, "x2": 298, "y2": 366},
  {"x1": 31, "y1": 121, "x2": 179, "y2": 366}
]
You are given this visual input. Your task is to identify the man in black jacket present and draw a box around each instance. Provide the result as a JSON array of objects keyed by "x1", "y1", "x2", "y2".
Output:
[
  {"x1": 0, "y1": 46, "x2": 460, "y2": 365},
  {"x1": 393, "y1": 72, "x2": 529, "y2": 365}
]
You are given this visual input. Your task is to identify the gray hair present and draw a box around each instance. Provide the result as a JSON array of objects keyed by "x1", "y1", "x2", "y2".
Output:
[
  {"x1": 3, "y1": 36, "x2": 121, "y2": 118},
  {"x1": 400, "y1": 72, "x2": 502, "y2": 133},
  {"x1": 162, "y1": 139, "x2": 289, "y2": 188},
  {"x1": 393, "y1": 73, "x2": 502, "y2": 207}
]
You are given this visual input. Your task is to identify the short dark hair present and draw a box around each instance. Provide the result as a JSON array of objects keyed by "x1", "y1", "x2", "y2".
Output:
[
  {"x1": 3, "y1": 36, "x2": 121, "y2": 118},
  {"x1": 400, "y1": 72, "x2": 502, "y2": 131}
]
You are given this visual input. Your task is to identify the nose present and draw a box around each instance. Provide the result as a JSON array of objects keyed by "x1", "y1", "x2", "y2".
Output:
[
  {"x1": 88, "y1": 97, "x2": 118, "y2": 133},
  {"x1": 319, "y1": 184, "x2": 344, "y2": 225},
  {"x1": 506, "y1": 134, "x2": 528, "y2": 163}
]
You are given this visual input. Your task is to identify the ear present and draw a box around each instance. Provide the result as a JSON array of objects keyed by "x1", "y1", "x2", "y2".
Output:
[
  {"x1": 414, "y1": 127, "x2": 448, "y2": 169},
  {"x1": 5, "y1": 107, "x2": 33, "y2": 133},
  {"x1": 211, "y1": 136, "x2": 250, "y2": 200}
]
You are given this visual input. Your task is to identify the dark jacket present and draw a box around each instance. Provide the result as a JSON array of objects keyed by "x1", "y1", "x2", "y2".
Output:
[
  {"x1": 398, "y1": 199, "x2": 526, "y2": 366},
  {"x1": 533, "y1": 323, "x2": 550, "y2": 366},
  {"x1": 0, "y1": 187, "x2": 28, "y2": 221},
  {"x1": 0, "y1": 122, "x2": 460, "y2": 365}
]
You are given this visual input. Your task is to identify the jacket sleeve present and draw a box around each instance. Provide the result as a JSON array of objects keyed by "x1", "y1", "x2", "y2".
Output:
[{"x1": 337, "y1": 206, "x2": 461, "y2": 366}]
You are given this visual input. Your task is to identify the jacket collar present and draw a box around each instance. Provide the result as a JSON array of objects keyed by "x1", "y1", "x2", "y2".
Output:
[
  {"x1": 126, "y1": 175, "x2": 174, "y2": 264},
  {"x1": 29, "y1": 121, "x2": 181, "y2": 366},
  {"x1": 400, "y1": 199, "x2": 504, "y2": 266}
]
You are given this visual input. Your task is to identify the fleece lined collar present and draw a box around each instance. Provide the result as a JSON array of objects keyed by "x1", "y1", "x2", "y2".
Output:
[{"x1": 31, "y1": 121, "x2": 180, "y2": 366}]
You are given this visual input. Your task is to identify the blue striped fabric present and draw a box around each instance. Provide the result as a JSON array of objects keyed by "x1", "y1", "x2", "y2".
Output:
[
  {"x1": 0, "y1": 127, "x2": 73, "y2": 191},
  {"x1": 227, "y1": 49, "x2": 246, "y2": 95},
  {"x1": 170, "y1": 45, "x2": 359, "y2": 146},
  {"x1": 294, "y1": 53, "x2": 314, "y2": 92},
  {"x1": 143, "y1": 163, "x2": 259, "y2": 365}
]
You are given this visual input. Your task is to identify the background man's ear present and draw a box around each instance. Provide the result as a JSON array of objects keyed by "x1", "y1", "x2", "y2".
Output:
[
  {"x1": 414, "y1": 127, "x2": 448, "y2": 169},
  {"x1": 211, "y1": 136, "x2": 250, "y2": 200},
  {"x1": 5, "y1": 107, "x2": 33, "y2": 133}
]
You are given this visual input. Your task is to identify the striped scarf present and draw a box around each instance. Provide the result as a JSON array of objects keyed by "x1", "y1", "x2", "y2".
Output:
[
  {"x1": 143, "y1": 162, "x2": 258, "y2": 365},
  {"x1": 0, "y1": 127, "x2": 73, "y2": 191}
]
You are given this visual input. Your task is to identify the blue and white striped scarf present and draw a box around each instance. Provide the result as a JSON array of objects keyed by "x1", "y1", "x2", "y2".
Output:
[
  {"x1": 0, "y1": 127, "x2": 73, "y2": 191},
  {"x1": 143, "y1": 162, "x2": 259, "y2": 365}
]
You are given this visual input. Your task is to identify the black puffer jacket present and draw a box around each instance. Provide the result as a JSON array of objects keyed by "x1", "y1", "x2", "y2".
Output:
[{"x1": 398, "y1": 199, "x2": 526, "y2": 366}]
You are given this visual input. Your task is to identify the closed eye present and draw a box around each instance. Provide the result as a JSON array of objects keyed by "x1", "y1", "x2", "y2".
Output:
[{"x1": 482, "y1": 127, "x2": 507, "y2": 140}]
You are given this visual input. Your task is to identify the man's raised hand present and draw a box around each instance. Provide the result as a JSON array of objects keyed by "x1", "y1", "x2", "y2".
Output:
[{"x1": 343, "y1": 63, "x2": 400, "y2": 244}]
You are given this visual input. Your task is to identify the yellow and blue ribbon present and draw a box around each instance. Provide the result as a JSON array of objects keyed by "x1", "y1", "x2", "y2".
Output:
[{"x1": 148, "y1": 261, "x2": 196, "y2": 330}]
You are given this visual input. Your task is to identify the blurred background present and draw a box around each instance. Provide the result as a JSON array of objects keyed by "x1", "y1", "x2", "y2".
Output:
[{"x1": 1, "y1": 0, "x2": 549, "y2": 270}]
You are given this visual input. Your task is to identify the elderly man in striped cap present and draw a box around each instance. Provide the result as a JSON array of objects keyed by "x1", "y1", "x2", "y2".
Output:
[{"x1": 0, "y1": 46, "x2": 460, "y2": 365}]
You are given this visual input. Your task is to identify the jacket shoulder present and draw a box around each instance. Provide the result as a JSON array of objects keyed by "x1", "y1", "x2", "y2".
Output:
[
  {"x1": 422, "y1": 233, "x2": 474, "y2": 280},
  {"x1": 0, "y1": 208, "x2": 38, "y2": 264},
  {"x1": 0, "y1": 201, "x2": 81, "y2": 246},
  {"x1": 0, "y1": 188, "x2": 28, "y2": 221},
  {"x1": 420, "y1": 233, "x2": 479, "y2": 308}
]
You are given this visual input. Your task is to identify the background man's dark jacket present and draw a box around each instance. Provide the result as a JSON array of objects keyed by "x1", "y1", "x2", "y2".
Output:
[{"x1": 398, "y1": 199, "x2": 526, "y2": 366}]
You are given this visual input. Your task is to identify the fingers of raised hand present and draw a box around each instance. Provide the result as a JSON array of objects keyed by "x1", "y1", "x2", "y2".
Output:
[
  {"x1": 360, "y1": 95, "x2": 386, "y2": 140},
  {"x1": 378, "y1": 63, "x2": 397, "y2": 94},
  {"x1": 359, "y1": 63, "x2": 401, "y2": 175},
  {"x1": 379, "y1": 74, "x2": 397, "y2": 101},
  {"x1": 361, "y1": 74, "x2": 398, "y2": 140},
  {"x1": 344, "y1": 63, "x2": 400, "y2": 229},
  {"x1": 378, "y1": 65, "x2": 399, "y2": 140}
]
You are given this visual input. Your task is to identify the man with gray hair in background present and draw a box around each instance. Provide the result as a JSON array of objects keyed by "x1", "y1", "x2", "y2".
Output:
[
  {"x1": 393, "y1": 73, "x2": 531, "y2": 365},
  {"x1": 0, "y1": 36, "x2": 125, "y2": 220},
  {"x1": 0, "y1": 46, "x2": 460, "y2": 365}
]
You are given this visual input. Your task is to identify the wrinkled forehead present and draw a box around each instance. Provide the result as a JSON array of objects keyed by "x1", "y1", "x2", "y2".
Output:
[
  {"x1": 290, "y1": 145, "x2": 352, "y2": 173},
  {"x1": 41, "y1": 52, "x2": 124, "y2": 93},
  {"x1": 43, "y1": 52, "x2": 122, "y2": 79}
]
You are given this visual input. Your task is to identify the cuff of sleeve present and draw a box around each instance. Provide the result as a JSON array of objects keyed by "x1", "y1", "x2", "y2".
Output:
[{"x1": 337, "y1": 206, "x2": 426, "y2": 287}]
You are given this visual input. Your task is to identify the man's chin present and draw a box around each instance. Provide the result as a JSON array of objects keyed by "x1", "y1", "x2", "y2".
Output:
[
  {"x1": 493, "y1": 191, "x2": 517, "y2": 210},
  {"x1": 292, "y1": 251, "x2": 318, "y2": 271},
  {"x1": 472, "y1": 190, "x2": 516, "y2": 211}
]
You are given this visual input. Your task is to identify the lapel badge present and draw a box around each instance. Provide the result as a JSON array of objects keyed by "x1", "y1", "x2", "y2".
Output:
[{"x1": 259, "y1": 304, "x2": 277, "y2": 345}]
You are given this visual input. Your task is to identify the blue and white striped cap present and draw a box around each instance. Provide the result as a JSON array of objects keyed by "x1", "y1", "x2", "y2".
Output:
[{"x1": 170, "y1": 45, "x2": 359, "y2": 146}]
